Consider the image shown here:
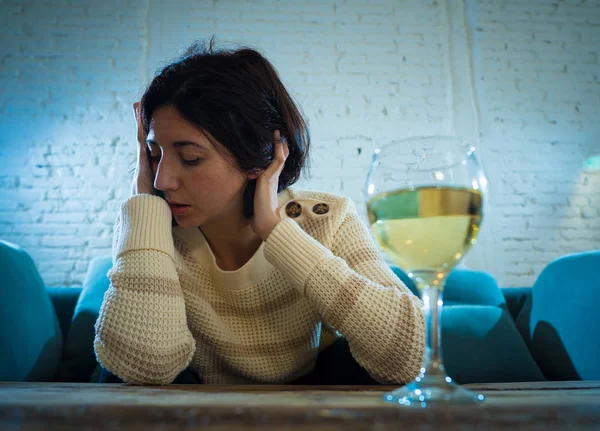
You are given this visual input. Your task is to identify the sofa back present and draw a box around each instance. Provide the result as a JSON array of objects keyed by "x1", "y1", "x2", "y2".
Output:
[
  {"x1": 515, "y1": 250, "x2": 600, "y2": 381},
  {"x1": 47, "y1": 257, "x2": 545, "y2": 384},
  {"x1": 0, "y1": 240, "x2": 63, "y2": 382},
  {"x1": 52, "y1": 257, "x2": 113, "y2": 382}
]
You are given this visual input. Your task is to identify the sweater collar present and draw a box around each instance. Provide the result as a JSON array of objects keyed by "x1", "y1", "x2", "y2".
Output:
[{"x1": 173, "y1": 188, "x2": 294, "y2": 290}]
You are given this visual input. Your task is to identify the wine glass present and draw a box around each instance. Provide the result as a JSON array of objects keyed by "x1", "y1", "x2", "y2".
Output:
[{"x1": 364, "y1": 136, "x2": 487, "y2": 407}]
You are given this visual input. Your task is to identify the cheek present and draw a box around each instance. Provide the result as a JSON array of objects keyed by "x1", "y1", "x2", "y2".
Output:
[
  {"x1": 188, "y1": 164, "x2": 246, "y2": 202},
  {"x1": 217, "y1": 168, "x2": 247, "y2": 195}
]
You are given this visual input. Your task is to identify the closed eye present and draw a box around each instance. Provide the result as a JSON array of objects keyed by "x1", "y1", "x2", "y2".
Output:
[
  {"x1": 182, "y1": 158, "x2": 201, "y2": 166},
  {"x1": 146, "y1": 148, "x2": 201, "y2": 166},
  {"x1": 148, "y1": 156, "x2": 201, "y2": 166}
]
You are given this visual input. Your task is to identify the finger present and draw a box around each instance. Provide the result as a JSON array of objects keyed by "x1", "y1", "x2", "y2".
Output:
[
  {"x1": 282, "y1": 137, "x2": 289, "y2": 159},
  {"x1": 274, "y1": 136, "x2": 286, "y2": 164},
  {"x1": 262, "y1": 155, "x2": 285, "y2": 181},
  {"x1": 262, "y1": 130, "x2": 286, "y2": 178},
  {"x1": 137, "y1": 128, "x2": 146, "y2": 148},
  {"x1": 133, "y1": 103, "x2": 146, "y2": 146},
  {"x1": 133, "y1": 102, "x2": 141, "y2": 124},
  {"x1": 276, "y1": 134, "x2": 289, "y2": 173}
]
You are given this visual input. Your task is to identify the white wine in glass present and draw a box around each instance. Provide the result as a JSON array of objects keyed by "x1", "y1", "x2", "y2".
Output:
[{"x1": 365, "y1": 136, "x2": 487, "y2": 407}]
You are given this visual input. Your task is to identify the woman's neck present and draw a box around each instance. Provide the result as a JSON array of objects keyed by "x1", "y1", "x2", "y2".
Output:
[{"x1": 199, "y1": 213, "x2": 263, "y2": 272}]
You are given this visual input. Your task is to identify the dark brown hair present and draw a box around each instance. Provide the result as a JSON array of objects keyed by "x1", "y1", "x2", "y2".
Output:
[{"x1": 138, "y1": 37, "x2": 310, "y2": 218}]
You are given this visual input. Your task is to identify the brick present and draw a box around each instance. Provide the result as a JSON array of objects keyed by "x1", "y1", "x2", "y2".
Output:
[
  {"x1": 505, "y1": 262, "x2": 535, "y2": 275},
  {"x1": 567, "y1": 196, "x2": 591, "y2": 206},
  {"x1": 42, "y1": 236, "x2": 88, "y2": 248},
  {"x1": 85, "y1": 236, "x2": 112, "y2": 249},
  {"x1": 1, "y1": 235, "x2": 40, "y2": 247},
  {"x1": 42, "y1": 213, "x2": 89, "y2": 224},
  {"x1": 0, "y1": 200, "x2": 20, "y2": 211},
  {"x1": 37, "y1": 260, "x2": 75, "y2": 273},
  {"x1": 14, "y1": 224, "x2": 76, "y2": 235},
  {"x1": 580, "y1": 207, "x2": 599, "y2": 220},
  {"x1": 0, "y1": 212, "x2": 41, "y2": 224},
  {"x1": 81, "y1": 247, "x2": 112, "y2": 261}
]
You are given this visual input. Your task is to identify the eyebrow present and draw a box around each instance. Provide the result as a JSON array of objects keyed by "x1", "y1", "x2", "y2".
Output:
[{"x1": 146, "y1": 139, "x2": 205, "y2": 149}]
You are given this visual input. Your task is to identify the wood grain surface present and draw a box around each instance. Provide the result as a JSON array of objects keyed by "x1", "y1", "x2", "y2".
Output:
[{"x1": 1, "y1": 381, "x2": 599, "y2": 430}]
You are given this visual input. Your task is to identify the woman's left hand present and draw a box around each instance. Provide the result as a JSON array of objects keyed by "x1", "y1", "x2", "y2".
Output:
[{"x1": 250, "y1": 130, "x2": 289, "y2": 241}]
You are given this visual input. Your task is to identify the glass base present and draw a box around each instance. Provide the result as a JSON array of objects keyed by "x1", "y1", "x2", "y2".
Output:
[{"x1": 383, "y1": 373, "x2": 485, "y2": 407}]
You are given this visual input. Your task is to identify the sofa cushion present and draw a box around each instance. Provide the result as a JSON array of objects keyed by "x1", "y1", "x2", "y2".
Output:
[
  {"x1": 516, "y1": 250, "x2": 600, "y2": 381},
  {"x1": 0, "y1": 240, "x2": 63, "y2": 381},
  {"x1": 444, "y1": 269, "x2": 506, "y2": 308},
  {"x1": 390, "y1": 265, "x2": 505, "y2": 308},
  {"x1": 502, "y1": 287, "x2": 531, "y2": 321},
  {"x1": 442, "y1": 305, "x2": 546, "y2": 383},
  {"x1": 47, "y1": 286, "x2": 82, "y2": 345},
  {"x1": 55, "y1": 256, "x2": 112, "y2": 382}
]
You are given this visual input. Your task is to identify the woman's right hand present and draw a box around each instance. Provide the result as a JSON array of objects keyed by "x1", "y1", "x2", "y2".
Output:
[{"x1": 131, "y1": 101, "x2": 157, "y2": 196}]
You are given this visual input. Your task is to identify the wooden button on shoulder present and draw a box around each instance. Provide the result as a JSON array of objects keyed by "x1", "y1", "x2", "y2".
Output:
[
  {"x1": 312, "y1": 203, "x2": 329, "y2": 215},
  {"x1": 285, "y1": 201, "x2": 303, "y2": 218}
]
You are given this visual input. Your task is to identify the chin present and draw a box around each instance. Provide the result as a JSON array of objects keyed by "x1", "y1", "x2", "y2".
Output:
[
  {"x1": 172, "y1": 211, "x2": 204, "y2": 229},
  {"x1": 174, "y1": 218, "x2": 201, "y2": 229}
]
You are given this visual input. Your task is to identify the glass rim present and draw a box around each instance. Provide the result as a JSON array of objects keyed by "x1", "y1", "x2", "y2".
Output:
[
  {"x1": 373, "y1": 135, "x2": 470, "y2": 152},
  {"x1": 371, "y1": 148, "x2": 479, "y2": 174}
]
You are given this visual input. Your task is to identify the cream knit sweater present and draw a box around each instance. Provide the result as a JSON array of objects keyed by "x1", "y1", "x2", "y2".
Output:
[{"x1": 93, "y1": 188, "x2": 425, "y2": 385}]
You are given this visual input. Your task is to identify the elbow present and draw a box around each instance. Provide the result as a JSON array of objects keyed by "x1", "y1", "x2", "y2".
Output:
[
  {"x1": 403, "y1": 304, "x2": 426, "y2": 380},
  {"x1": 94, "y1": 335, "x2": 196, "y2": 385},
  {"x1": 372, "y1": 304, "x2": 426, "y2": 384},
  {"x1": 369, "y1": 343, "x2": 424, "y2": 385}
]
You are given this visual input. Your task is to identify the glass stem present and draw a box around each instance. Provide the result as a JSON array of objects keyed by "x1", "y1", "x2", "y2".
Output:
[{"x1": 420, "y1": 284, "x2": 446, "y2": 377}]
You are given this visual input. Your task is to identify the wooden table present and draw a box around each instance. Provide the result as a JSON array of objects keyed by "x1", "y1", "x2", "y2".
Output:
[{"x1": 1, "y1": 381, "x2": 599, "y2": 430}]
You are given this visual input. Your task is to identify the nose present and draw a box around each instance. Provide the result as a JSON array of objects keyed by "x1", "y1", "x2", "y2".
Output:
[{"x1": 153, "y1": 157, "x2": 180, "y2": 192}]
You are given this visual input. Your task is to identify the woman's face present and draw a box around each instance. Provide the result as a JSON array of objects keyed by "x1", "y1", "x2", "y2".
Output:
[{"x1": 146, "y1": 104, "x2": 250, "y2": 229}]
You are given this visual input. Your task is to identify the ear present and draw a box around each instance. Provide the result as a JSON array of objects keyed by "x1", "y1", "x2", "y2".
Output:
[{"x1": 247, "y1": 168, "x2": 263, "y2": 180}]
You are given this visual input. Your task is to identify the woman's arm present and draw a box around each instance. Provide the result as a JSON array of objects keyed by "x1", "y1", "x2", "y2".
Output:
[
  {"x1": 93, "y1": 194, "x2": 195, "y2": 385},
  {"x1": 264, "y1": 199, "x2": 425, "y2": 384}
]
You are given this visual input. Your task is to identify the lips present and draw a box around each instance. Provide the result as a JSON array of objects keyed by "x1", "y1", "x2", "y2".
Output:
[
  {"x1": 166, "y1": 200, "x2": 188, "y2": 206},
  {"x1": 166, "y1": 199, "x2": 191, "y2": 215},
  {"x1": 168, "y1": 203, "x2": 191, "y2": 215}
]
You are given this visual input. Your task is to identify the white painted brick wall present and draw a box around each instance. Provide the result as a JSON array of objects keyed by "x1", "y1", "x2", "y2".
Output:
[
  {"x1": 0, "y1": 0, "x2": 149, "y2": 286},
  {"x1": 473, "y1": 0, "x2": 600, "y2": 287},
  {"x1": 0, "y1": 0, "x2": 598, "y2": 287}
]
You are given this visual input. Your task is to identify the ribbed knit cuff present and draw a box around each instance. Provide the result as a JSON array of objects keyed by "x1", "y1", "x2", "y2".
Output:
[
  {"x1": 113, "y1": 194, "x2": 175, "y2": 259},
  {"x1": 264, "y1": 218, "x2": 332, "y2": 294}
]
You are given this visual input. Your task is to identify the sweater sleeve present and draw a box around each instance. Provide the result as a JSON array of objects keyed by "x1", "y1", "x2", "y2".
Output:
[
  {"x1": 264, "y1": 200, "x2": 425, "y2": 384},
  {"x1": 93, "y1": 194, "x2": 196, "y2": 385}
]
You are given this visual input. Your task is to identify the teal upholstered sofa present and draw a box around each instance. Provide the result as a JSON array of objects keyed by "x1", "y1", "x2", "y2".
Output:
[{"x1": 1, "y1": 239, "x2": 598, "y2": 384}]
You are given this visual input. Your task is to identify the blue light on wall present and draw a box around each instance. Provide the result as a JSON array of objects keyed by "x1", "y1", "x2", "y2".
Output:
[{"x1": 584, "y1": 155, "x2": 600, "y2": 171}]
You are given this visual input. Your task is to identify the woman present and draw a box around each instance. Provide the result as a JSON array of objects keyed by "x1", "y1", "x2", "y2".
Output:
[{"x1": 94, "y1": 39, "x2": 425, "y2": 385}]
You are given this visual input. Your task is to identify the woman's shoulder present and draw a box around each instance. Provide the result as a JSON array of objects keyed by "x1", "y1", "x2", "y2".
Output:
[
  {"x1": 285, "y1": 188, "x2": 350, "y2": 203},
  {"x1": 277, "y1": 187, "x2": 358, "y2": 228},
  {"x1": 281, "y1": 187, "x2": 355, "y2": 211}
]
